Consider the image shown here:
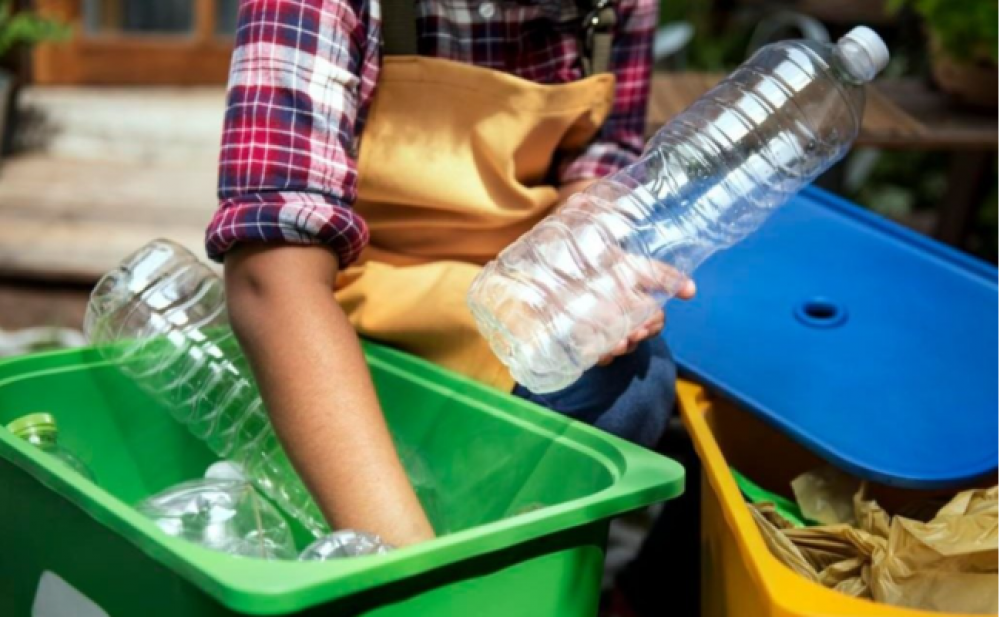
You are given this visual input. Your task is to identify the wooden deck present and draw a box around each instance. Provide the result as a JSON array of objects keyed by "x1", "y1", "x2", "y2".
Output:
[
  {"x1": 0, "y1": 154, "x2": 215, "y2": 282},
  {"x1": 0, "y1": 87, "x2": 222, "y2": 283}
]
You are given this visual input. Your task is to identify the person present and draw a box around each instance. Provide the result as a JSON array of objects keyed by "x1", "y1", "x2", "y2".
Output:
[{"x1": 206, "y1": 0, "x2": 694, "y2": 547}]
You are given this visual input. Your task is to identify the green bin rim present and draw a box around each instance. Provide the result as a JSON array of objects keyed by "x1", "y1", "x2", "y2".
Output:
[{"x1": 0, "y1": 343, "x2": 684, "y2": 615}]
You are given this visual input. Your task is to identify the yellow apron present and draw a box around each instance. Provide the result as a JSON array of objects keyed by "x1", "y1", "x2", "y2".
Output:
[{"x1": 335, "y1": 56, "x2": 614, "y2": 391}]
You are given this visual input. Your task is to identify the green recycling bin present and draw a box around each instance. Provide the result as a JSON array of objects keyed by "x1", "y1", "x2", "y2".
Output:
[{"x1": 0, "y1": 342, "x2": 683, "y2": 616}]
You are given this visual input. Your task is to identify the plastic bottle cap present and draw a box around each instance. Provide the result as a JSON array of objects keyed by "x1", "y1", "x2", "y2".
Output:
[
  {"x1": 6, "y1": 412, "x2": 57, "y2": 438},
  {"x1": 205, "y1": 460, "x2": 248, "y2": 482},
  {"x1": 842, "y1": 26, "x2": 890, "y2": 74}
]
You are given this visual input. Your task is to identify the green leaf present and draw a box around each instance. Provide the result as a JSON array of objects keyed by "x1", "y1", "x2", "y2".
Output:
[
  {"x1": 892, "y1": 0, "x2": 998, "y2": 62},
  {"x1": 0, "y1": 2, "x2": 69, "y2": 60}
]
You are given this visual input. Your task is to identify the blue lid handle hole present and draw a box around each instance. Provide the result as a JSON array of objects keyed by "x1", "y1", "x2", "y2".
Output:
[
  {"x1": 804, "y1": 301, "x2": 837, "y2": 320},
  {"x1": 795, "y1": 298, "x2": 848, "y2": 328}
]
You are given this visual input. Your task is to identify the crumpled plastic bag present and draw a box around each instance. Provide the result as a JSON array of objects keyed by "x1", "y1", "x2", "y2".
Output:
[
  {"x1": 750, "y1": 479, "x2": 998, "y2": 614},
  {"x1": 791, "y1": 466, "x2": 860, "y2": 525},
  {"x1": 871, "y1": 486, "x2": 998, "y2": 613}
]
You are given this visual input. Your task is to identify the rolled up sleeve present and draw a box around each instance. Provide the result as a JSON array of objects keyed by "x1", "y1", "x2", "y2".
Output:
[{"x1": 207, "y1": 0, "x2": 380, "y2": 266}]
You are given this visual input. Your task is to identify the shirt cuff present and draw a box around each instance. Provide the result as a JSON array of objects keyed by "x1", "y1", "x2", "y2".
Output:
[
  {"x1": 558, "y1": 141, "x2": 642, "y2": 185},
  {"x1": 206, "y1": 192, "x2": 370, "y2": 267}
]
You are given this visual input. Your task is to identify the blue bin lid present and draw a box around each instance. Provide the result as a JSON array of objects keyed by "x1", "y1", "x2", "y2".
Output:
[{"x1": 664, "y1": 187, "x2": 998, "y2": 488}]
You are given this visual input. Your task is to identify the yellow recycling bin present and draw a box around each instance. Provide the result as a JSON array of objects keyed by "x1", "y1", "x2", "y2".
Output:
[{"x1": 676, "y1": 380, "x2": 992, "y2": 617}]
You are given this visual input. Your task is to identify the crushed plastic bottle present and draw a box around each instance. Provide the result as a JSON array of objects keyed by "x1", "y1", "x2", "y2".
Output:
[
  {"x1": 299, "y1": 530, "x2": 394, "y2": 561},
  {"x1": 6, "y1": 412, "x2": 94, "y2": 481},
  {"x1": 83, "y1": 239, "x2": 330, "y2": 537},
  {"x1": 137, "y1": 478, "x2": 296, "y2": 560},
  {"x1": 468, "y1": 27, "x2": 890, "y2": 393}
]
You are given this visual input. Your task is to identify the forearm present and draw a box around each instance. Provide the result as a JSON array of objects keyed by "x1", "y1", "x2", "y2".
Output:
[{"x1": 225, "y1": 244, "x2": 433, "y2": 546}]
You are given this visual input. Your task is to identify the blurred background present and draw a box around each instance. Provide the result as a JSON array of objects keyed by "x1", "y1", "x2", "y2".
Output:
[{"x1": 0, "y1": 0, "x2": 996, "y2": 352}]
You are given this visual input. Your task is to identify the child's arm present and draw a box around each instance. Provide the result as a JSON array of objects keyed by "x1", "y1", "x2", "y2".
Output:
[
  {"x1": 226, "y1": 244, "x2": 434, "y2": 546},
  {"x1": 207, "y1": 2, "x2": 432, "y2": 544}
]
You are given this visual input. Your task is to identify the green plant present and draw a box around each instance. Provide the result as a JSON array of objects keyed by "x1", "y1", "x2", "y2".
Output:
[
  {"x1": 0, "y1": 0, "x2": 68, "y2": 61},
  {"x1": 657, "y1": 0, "x2": 755, "y2": 71},
  {"x1": 888, "y1": 0, "x2": 998, "y2": 64}
]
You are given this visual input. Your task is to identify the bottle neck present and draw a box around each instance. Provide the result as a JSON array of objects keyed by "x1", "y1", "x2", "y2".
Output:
[
  {"x1": 833, "y1": 27, "x2": 889, "y2": 85},
  {"x1": 15, "y1": 428, "x2": 58, "y2": 449}
]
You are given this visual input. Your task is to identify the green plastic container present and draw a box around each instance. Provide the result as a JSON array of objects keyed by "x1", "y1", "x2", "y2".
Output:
[{"x1": 0, "y1": 342, "x2": 683, "y2": 616}]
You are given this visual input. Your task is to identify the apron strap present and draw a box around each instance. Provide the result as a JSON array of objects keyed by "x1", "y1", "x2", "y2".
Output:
[
  {"x1": 381, "y1": 0, "x2": 418, "y2": 56},
  {"x1": 580, "y1": 0, "x2": 617, "y2": 76}
]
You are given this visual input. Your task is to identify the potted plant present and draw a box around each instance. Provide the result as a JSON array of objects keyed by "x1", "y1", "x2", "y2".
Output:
[
  {"x1": 888, "y1": 0, "x2": 998, "y2": 109},
  {"x1": 0, "y1": 0, "x2": 66, "y2": 158}
]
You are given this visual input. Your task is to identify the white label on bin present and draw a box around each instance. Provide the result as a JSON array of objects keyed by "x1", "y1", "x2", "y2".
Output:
[{"x1": 33, "y1": 571, "x2": 109, "y2": 617}]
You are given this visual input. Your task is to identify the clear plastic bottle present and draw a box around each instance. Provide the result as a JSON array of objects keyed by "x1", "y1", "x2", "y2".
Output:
[
  {"x1": 137, "y1": 478, "x2": 297, "y2": 560},
  {"x1": 83, "y1": 240, "x2": 329, "y2": 537},
  {"x1": 468, "y1": 27, "x2": 890, "y2": 393},
  {"x1": 6, "y1": 412, "x2": 94, "y2": 481},
  {"x1": 299, "y1": 530, "x2": 393, "y2": 561}
]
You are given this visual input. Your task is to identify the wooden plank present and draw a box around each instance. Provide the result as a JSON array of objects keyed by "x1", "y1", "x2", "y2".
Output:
[
  {"x1": 647, "y1": 72, "x2": 931, "y2": 149},
  {"x1": 0, "y1": 155, "x2": 215, "y2": 227},
  {"x1": 33, "y1": 39, "x2": 233, "y2": 85},
  {"x1": 0, "y1": 155, "x2": 216, "y2": 282},
  {"x1": 875, "y1": 79, "x2": 999, "y2": 151},
  {"x1": 0, "y1": 218, "x2": 212, "y2": 283},
  {"x1": 16, "y1": 86, "x2": 225, "y2": 164},
  {"x1": 0, "y1": 282, "x2": 89, "y2": 331},
  {"x1": 859, "y1": 86, "x2": 930, "y2": 148}
]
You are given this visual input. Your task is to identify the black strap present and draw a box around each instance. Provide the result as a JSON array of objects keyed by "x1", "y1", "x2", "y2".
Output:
[
  {"x1": 382, "y1": 0, "x2": 418, "y2": 56},
  {"x1": 580, "y1": 0, "x2": 616, "y2": 76}
]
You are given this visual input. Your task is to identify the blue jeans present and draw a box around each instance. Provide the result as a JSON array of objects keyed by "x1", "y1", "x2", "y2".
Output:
[{"x1": 512, "y1": 337, "x2": 677, "y2": 448}]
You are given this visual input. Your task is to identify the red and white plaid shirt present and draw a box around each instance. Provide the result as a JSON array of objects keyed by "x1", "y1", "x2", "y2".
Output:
[{"x1": 207, "y1": 0, "x2": 657, "y2": 265}]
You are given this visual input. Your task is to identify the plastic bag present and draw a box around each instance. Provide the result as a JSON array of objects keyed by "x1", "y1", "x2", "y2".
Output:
[
  {"x1": 871, "y1": 486, "x2": 998, "y2": 613},
  {"x1": 750, "y1": 484, "x2": 998, "y2": 614},
  {"x1": 733, "y1": 468, "x2": 812, "y2": 527},
  {"x1": 790, "y1": 466, "x2": 859, "y2": 525}
]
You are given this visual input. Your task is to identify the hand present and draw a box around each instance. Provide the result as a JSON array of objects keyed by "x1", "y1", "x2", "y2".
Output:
[
  {"x1": 555, "y1": 180, "x2": 697, "y2": 366},
  {"x1": 596, "y1": 278, "x2": 696, "y2": 366}
]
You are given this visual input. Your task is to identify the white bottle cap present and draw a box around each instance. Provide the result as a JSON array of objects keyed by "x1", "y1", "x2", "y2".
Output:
[
  {"x1": 205, "y1": 460, "x2": 248, "y2": 482},
  {"x1": 842, "y1": 26, "x2": 890, "y2": 75}
]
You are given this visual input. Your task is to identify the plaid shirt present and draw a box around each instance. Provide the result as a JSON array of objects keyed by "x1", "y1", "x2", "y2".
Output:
[{"x1": 207, "y1": 0, "x2": 657, "y2": 265}]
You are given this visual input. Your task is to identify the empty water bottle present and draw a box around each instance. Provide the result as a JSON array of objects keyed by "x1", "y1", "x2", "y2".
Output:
[
  {"x1": 6, "y1": 412, "x2": 94, "y2": 481},
  {"x1": 83, "y1": 239, "x2": 330, "y2": 536},
  {"x1": 299, "y1": 530, "x2": 393, "y2": 561},
  {"x1": 137, "y1": 478, "x2": 296, "y2": 560},
  {"x1": 468, "y1": 27, "x2": 890, "y2": 393}
]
